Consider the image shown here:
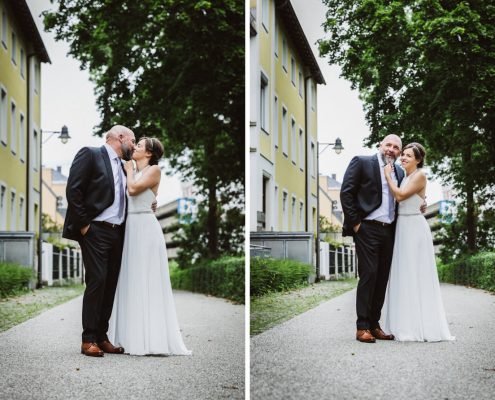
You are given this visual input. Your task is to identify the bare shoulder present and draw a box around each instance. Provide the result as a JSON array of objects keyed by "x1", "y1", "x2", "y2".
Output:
[
  {"x1": 411, "y1": 169, "x2": 427, "y2": 184},
  {"x1": 148, "y1": 165, "x2": 161, "y2": 175}
]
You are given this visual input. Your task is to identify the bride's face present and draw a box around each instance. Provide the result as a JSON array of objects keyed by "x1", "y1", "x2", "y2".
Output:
[
  {"x1": 132, "y1": 139, "x2": 151, "y2": 161},
  {"x1": 400, "y1": 148, "x2": 419, "y2": 170}
]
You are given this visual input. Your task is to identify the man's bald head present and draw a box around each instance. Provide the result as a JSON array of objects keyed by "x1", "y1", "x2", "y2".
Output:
[
  {"x1": 105, "y1": 125, "x2": 136, "y2": 160},
  {"x1": 379, "y1": 134, "x2": 402, "y2": 163}
]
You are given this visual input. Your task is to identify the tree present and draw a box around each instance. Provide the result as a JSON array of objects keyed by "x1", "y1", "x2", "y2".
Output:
[
  {"x1": 319, "y1": 0, "x2": 495, "y2": 253},
  {"x1": 44, "y1": 0, "x2": 244, "y2": 259}
]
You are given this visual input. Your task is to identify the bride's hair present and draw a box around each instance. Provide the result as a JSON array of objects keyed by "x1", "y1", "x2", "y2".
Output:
[
  {"x1": 140, "y1": 137, "x2": 164, "y2": 166},
  {"x1": 403, "y1": 142, "x2": 426, "y2": 168}
]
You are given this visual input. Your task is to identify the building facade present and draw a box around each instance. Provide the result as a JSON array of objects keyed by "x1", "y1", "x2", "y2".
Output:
[
  {"x1": 0, "y1": 0, "x2": 50, "y2": 236},
  {"x1": 42, "y1": 166, "x2": 68, "y2": 227},
  {"x1": 250, "y1": 0, "x2": 325, "y2": 237},
  {"x1": 318, "y1": 174, "x2": 343, "y2": 229}
]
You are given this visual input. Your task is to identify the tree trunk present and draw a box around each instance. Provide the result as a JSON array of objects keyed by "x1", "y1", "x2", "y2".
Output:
[
  {"x1": 464, "y1": 146, "x2": 476, "y2": 253},
  {"x1": 205, "y1": 141, "x2": 219, "y2": 259}
]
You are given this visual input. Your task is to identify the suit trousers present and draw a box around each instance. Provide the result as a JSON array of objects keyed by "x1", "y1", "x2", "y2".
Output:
[
  {"x1": 78, "y1": 222, "x2": 124, "y2": 343},
  {"x1": 353, "y1": 221, "x2": 395, "y2": 330}
]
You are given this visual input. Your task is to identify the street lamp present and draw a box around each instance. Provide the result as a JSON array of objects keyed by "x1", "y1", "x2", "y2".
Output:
[
  {"x1": 316, "y1": 138, "x2": 343, "y2": 282},
  {"x1": 38, "y1": 125, "x2": 70, "y2": 288}
]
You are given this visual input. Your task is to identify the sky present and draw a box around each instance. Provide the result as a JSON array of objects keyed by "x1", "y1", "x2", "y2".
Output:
[
  {"x1": 291, "y1": 0, "x2": 444, "y2": 203},
  {"x1": 26, "y1": 0, "x2": 182, "y2": 206}
]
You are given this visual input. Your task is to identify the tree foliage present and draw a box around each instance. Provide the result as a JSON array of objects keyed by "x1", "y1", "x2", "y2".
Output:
[
  {"x1": 319, "y1": 0, "x2": 495, "y2": 252},
  {"x1": 44, "y1": 0, "x2": 245, "y2": 258}
]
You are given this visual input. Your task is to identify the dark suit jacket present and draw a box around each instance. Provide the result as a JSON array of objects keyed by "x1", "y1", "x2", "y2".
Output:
[
  {"x1": 63, "y1": 146, "x2": 117, "y2": 241},
  {"x1": 340, "y1": 154, "x2": 404, "y2": 237}
]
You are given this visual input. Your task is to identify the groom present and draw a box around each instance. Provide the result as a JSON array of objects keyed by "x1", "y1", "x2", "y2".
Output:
[
  {"x1": 63, "y1": 125, "x2": 135, "y2": 357},
  {"x1": 340, "y1": 134, "x2": 404, "y2": 343}
]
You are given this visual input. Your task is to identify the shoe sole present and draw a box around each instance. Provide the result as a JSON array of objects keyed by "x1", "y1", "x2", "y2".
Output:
[
  {"x1": 81, "y1": 349, "x2": 104, "y2": 357},
  {"x1": 356, "y1": 338, "x2": 376, "y2": 343}
]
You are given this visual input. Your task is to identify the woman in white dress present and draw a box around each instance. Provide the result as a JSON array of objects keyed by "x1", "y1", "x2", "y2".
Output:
[
  {"x1": 383, "y1": 142, "x2": 454, "y2": 342},
  {"x1": 108, "y1": 137, "x2": 191, "y2": 356}
]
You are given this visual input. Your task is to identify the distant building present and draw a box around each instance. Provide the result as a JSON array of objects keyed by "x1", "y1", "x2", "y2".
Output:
[
  {"x1": 424, "y1": 200, "x2": 456, "y2": 255},
  {"x1": 42, "y1": 166, "x2": 67, "y2": 227},
  {"x1": 319, "y1": 174, "x2": 343, "y2": 228}
]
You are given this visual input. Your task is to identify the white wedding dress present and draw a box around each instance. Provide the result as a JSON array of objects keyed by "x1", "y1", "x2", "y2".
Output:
[
  {"x1": 383, "y1": 175, "x2": 454, "y2": 342},
  {"x1": 108, "y1": 171, "x2": 191, "y2": 355}
]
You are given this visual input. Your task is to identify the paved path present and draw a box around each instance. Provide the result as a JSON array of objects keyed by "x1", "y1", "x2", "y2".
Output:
[
  {"x1": 0, "y1": 291, "x2": 244, "y2": 400},
  {"x1": 251, "y1": 284, "x2": 495, "y2": 399}
]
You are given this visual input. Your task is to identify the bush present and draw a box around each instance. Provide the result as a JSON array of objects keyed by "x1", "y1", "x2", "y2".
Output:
[
  {"x1": 170, "y1": 256, "x2": 244, "y2": 304},
  {"x1": 0, "y1": 262, "x2": 34, "y2": 298},
  {"x1": 437, "y1": 252, "x2": 495, "y2": 292},
  {"x1": 250, "y1": 257, "x2": 314, "y2": 297}
]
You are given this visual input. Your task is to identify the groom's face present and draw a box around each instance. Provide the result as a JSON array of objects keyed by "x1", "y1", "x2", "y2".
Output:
[
  {"x1": 120, "y1": 133, "x2": 136, "y2": 160},
  {"x1": 379, "y1": 137, "x2": 402, "y2": 164}
]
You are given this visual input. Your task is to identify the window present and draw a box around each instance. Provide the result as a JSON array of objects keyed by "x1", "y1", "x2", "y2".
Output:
[
  {"x1": 10, "y1": 101, "x2": 16, "y2": 154},
  {"x1": 10, "y1": 190, "x2": 16, "y2": 230},
  {"x1": 291, "y1": 196, "x2": 297, "y2": 230},
  {"x1": 274, "y1": 186, "x2": 279, "y2": 230},
  {"x1": 299, "y1": 71, "x2": 303, "y2": 97},
  {"x1": 34, "y1": 62, "x2": 41, "y2": 94},
  {"x1": 11, "y1": 31, "x2": 16, "y2": 65},
  {"x1": 282, "y1": 191, "x2": 288, "y2": 231},
  {"x1": 262, "y1": 0, "x2": 269, "y2": 31},
  {"x1": 19, "y1": 113, "x2": 25, "y2": 161},
  {"x1": 20, "y1": 48, "x2": 25, "y2": 78},
  {"x1": 291, "y1": 57, "x2": 295, "y2": 85},
  {"x1": 262, "y1": 175, "x2": 269, "y2": 230},
  {"x1": 1, "y1": 10, "x2": 6, "y2": 49},
  {"x1": 311, "y1": 82, "x2": 316, "y2": 111},
  {"x1": 260, "y1": 73, "x2": 268, "y2": 133},
  {"x1": 0, "y1": 87, "x2": 7, "y2": 145},
  {"x1": 282, "y1": 36, "x2": 287, "y2": 72},
  {"x1": 299, "y1": 201, "x2": 304, "y2": 230},
  {"x1": 299, "y1": 128, "x2": 304, "y2": 170},
  {"x1": 19, "y1": 196, "x2": 25, "y2": 230},
  {"x1": 274, "y1": 17, "x2": 278, "y2": 57},
  {"x1": 291, "y1": 118, "x2": 296, "y2": 163},
  {"x1": 282, "y1": 106, "x2": 288, "y2": 156},
  {"x1": 33, "y1": 129, "x2": 39, "y2": 169},
  {"x1": 0, "y1": 184, "x2": 6, "y2": 230},
  {"x1": 273, "y1": 96, "x2": 278, "y2": 147}
]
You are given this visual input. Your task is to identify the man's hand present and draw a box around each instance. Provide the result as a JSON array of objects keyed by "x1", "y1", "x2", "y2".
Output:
[
  {"x1": 420, "y1": 198, "x2": 427, "y2": 214},
  {"x1": 80, "y1": 224, "x2": 90, "y2": 236},
  {"x1": 353, "y1": 223, "x2": 361, "y2": 233},
  {"x1": 151, "y1": 200, "x2": 157, "y2": 213}
]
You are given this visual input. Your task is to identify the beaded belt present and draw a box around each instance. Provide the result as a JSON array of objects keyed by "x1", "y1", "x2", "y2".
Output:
[{"x1": 127, "y1": 210, "x2": 153, "y2": 214}]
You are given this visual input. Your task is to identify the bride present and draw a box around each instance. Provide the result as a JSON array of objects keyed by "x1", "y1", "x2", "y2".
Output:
[
  {"x1": 108, "y1": 137, "x2": 191, "y2": 356},
  {"x1": 383, "y1": 142, "x2": 454, "y2": 342}
]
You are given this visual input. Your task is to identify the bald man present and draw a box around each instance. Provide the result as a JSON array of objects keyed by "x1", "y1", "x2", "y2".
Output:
[
  {"x1": 63, "y1": 125, "x2": 136, "y2": 356},
  {"x1": 341, "y1": 135, "x2": 405, "y2": 343}
]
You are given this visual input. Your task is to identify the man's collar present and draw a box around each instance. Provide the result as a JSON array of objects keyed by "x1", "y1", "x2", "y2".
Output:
[{"x1": 104, "y1": 143, "x2": 119, "y2": 161}]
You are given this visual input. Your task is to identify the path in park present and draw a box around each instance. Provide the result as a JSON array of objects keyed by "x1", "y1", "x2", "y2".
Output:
[
  {"x1": 251, "y1": 284, "x2": 495, "y2": 400},
  {"x1": 0, "y1": 291, "x2": 244, "y2": 400}
]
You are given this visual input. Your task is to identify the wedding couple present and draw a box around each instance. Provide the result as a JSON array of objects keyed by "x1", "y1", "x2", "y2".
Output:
[
  {"x1": 341, "y1": 134, "x2": 454, "y2": 343},
  {"x1": 63, "y1": 125, "x2": 191, "y2": 357}
]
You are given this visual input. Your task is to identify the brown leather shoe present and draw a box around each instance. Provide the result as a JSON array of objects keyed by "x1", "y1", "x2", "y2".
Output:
[
  {"x1": 371, "y1": 327, "x2": 395, "y2": 340},
  {"x1": 81, "y1": 342, "x2": 104, "y2": 357},
  {"x1": 97, "y1": 340, "x2": 125, "y2": 354},
  {"x1": 356, "y1": 329, "x2": 376, "y2": 343}
]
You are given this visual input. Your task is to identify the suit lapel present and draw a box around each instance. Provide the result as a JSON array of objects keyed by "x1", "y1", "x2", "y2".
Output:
[
  {"x1": 100, "y1": 146, "x2": 115, "y2": 201},
  {"x1": 372, "y1": 154, "x2": 381, "y2": 193}
]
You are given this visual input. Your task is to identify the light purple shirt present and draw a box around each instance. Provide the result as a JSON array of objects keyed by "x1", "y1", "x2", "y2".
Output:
[
  {"x1": 93, "y1": 144, "x2": 126, "y2": 224},
  {"x1": 365, "y1": 153, "x2": 397, "y2": 224}
]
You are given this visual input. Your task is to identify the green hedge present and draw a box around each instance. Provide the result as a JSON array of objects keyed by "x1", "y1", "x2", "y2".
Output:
[
  {"x1": 250, "y1": 257, "x2": 314, "y2": 297},
  {"x1": 437, "y1": 252, "x2": 495, "y2": 292},
  {"x1": 0, "y1": 262, "x2": 34, "y2": 298},
  {"x1": 170, "y1": 256, "x2": 244, "y2": 304}
]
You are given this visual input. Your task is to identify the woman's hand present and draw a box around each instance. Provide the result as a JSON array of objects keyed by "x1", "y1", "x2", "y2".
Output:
[
  {"x1": 384, "y1": 163, "x2": 393, "y2": 178},
  {"x1": 124, "y1": 160, "x2": 134, "y2": 174}
]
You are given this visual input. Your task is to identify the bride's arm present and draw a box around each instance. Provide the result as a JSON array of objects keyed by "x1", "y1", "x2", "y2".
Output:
[
  {"x1": 384, "y1": 165, "x2": 426, "y2": 202},
  {"x1": 124, "y1": 163, "x2": 161, "y2": 196}
]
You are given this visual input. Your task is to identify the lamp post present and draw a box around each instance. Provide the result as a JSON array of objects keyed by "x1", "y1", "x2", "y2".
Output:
[
  {"x1": 316, "y1": 138, "x2": 343, "y2": 282},
  {"x1": 38, "y1": 126, "x2": 70, "y2": 288}
]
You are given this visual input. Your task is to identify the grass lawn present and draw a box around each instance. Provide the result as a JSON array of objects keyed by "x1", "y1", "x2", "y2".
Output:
[
  {"x1": 0, "y1": 285, "x2": 85, "y2": 332},
  {"x1": 250, "y1": 278, "x2": 357, "y2": 336}
]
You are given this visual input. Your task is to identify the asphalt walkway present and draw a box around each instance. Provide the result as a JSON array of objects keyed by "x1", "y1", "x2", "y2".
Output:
[
  {"x1": 0, "y1": 291, "x2": 244, "y2": 400},
  {"x1": 251, "y1": 283, "x2": 495, "y2": 399}
]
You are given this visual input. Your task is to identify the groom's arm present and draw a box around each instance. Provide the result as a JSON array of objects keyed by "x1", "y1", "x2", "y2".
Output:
[
  {"x1": 340, "y1": 156, "x2": 362, "y2": 230},
  {"x1": 66, "y1": 147, "x2": 93, "y2": 231}
]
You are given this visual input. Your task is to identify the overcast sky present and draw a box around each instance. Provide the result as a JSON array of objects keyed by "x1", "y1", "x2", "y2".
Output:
[
  {"x1": 26, "y1": 0, "x2": 182, "y2": 206},
  {"x1": 292, "y1": 0, "x2": 444, "y2": 203}
]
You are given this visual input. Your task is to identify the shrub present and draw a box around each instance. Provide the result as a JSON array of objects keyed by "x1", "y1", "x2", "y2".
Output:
[
  {"x1": 0, "y1": 262, "x2": 34, "y2": 298},
  {"x1": 170, "y1": 256, "x2": 244, "y2": 304},
  {"x1": 250, "y1": 257, "x2": 314, "y2": 297},
  {"x1": 437, "y1": 252, "x2": 495, "y2": 292}
]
